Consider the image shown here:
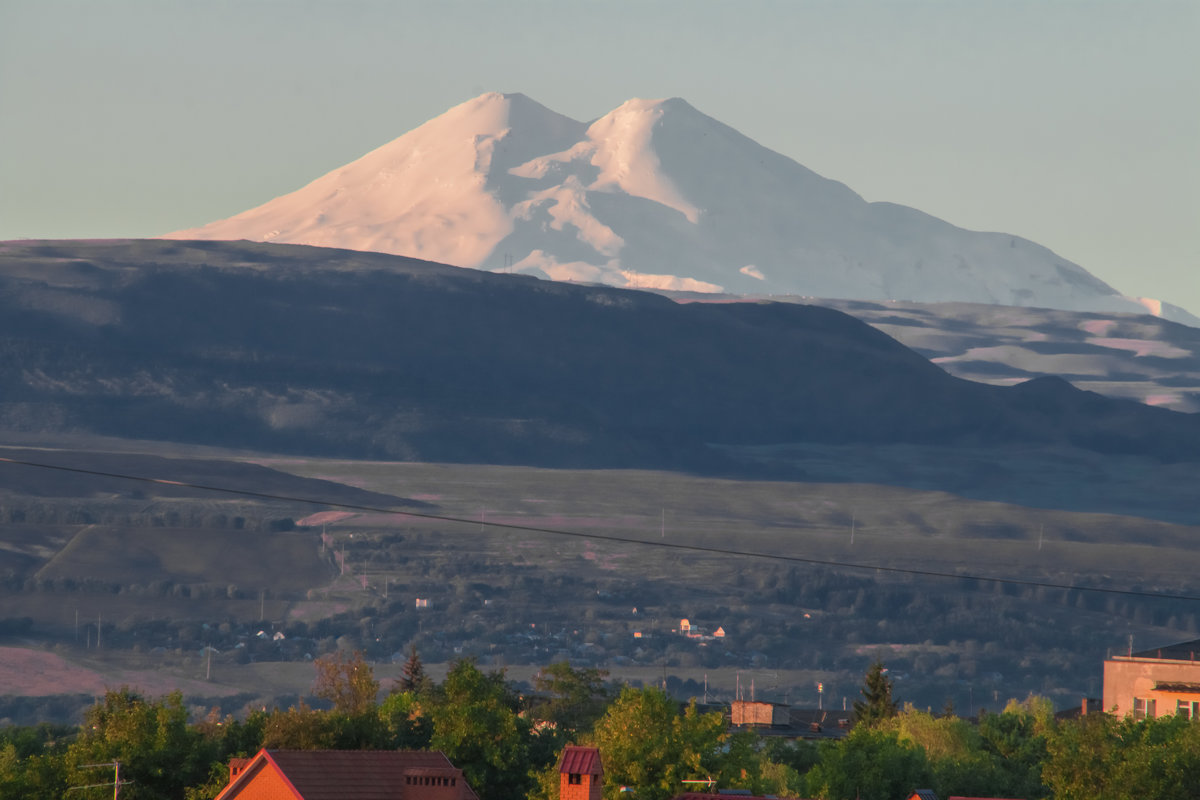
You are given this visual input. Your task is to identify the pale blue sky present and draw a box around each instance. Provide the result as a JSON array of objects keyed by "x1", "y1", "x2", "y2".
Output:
[{"x1": 2, "y1": 1, "x2": 1197, "y2": 311}]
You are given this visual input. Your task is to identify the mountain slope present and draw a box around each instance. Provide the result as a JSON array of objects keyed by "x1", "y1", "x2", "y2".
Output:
[
  {"x1": 3, "y1": 239, "x2": 1200, "y2": 473},
  {"x1": 167, "y1": 93, "x2": 1194, "y2": 323},
  {"x1": 658, "y1": 292, "x2": 1200, "y2": 413},
  {"x1": 170, "y1": 93, "x2": 585, "y2": 269}
]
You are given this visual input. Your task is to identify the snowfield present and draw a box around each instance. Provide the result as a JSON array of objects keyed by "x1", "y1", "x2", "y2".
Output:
[{"x1": 167, "y1": 92, "x2": 1197, "y2": 325}]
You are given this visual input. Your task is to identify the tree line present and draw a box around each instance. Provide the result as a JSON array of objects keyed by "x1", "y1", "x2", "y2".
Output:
[{"x1": 2, "y1": 655, "x2": 1200, "y2": 800}]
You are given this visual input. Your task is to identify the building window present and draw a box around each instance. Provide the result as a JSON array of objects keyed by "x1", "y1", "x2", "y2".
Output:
[
  {"x1": 1177, "y1": 700, "x2": 1200, "y2": 719},
  {"x1": 568, "y1": 774, "x2": 583, "y2": 785},
  {"x1": 1134, "y1": 697, "x2": 1157, "y2": 719}
]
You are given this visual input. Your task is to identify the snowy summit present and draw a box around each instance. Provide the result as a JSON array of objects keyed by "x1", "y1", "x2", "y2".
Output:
[{"x1": 167, "y1": 92, "x2": 1193, "y2": 322}]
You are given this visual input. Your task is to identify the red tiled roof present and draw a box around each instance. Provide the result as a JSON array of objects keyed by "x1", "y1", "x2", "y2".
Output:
[
  {"x1": 559, "y1": 746, "x2": 603, "y2": 775},
  {"x1": 217, "y1": 749, "x2": 479, "y2": 800}
]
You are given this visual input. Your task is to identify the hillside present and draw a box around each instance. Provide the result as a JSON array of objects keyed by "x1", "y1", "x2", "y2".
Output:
[
  {"x1": 3, "y1": 239, "x2": 1200, "y2": 476},
  {"x1": 658, "y1": 292, "x2": 1200, "y2": 414}
]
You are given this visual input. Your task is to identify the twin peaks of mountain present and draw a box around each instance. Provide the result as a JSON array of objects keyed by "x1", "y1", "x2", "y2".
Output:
[{"x1": 167, "y1": 92, "x2": 1190, "y2": 321}]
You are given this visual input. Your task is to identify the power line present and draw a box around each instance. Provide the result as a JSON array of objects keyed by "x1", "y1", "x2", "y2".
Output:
[{"x1": 2, "y1": 454, "x2": 1198, "y2": 603}]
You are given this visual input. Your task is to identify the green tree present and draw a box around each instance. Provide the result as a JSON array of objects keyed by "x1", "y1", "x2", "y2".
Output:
[
  {"x1": 0, "y1": 722, "x2": 75, "y2": 800},
  {"x1": 260, "y1": 650, "x2": 402, "y2": 751},
  {"x1": 527, "y1": 759, "x2": 564, "y2": 800},
  {"x1": 396, "y1": 644, "x2": 432, "y2": 694},
  {"x1": 0, "y1": 744, "x2": 67, "y2": 800},
  {"x1": 589, "y1": 685, "x2": 726, "y2": 800},
  {"x1": 852, "y1": 661, "x2": 898, "y2": 727},
  {"x1": 313, "y1": 650, "x2": 380, "y2": 715},
  {"x1": 713, "y1": 728, "x2": 810, "y2": 797},
  {"x1": 64, "y1": 688, "x2": 215, "y2": 800},
  {"x1": 758, "y1": 737, "x2": 818, "y2": 797},
  {"x1": 261, "y1": 702, "x2": 342, "y2": 750},
  {"x1": 530, "y1": 661, "x2": 611, "y2": 739},
  {"x1": 0, "y1": 722, "x2": 75, "y2": 759},
  {"x1": 378, "y1": 690, "x2": 433, "y2": 749},
  {"x1": 882, "y1": 705, "x2": 1015, "y2": 798},
  {"x1": 804, "y1": 725, "x2": 932, "y2": 800},
  {"x1": 975, "y1": 699, "x2": 1051, "y2": 799},
  {"x1": 428, "y1": 659, "x2": 536, "y2": 800},
  {"x1": 259, "y1": 700, "x2": 398, "y2": 752},
  {"x1": 1043, "y1": 712, "x2": 1200, "y2": 800}
]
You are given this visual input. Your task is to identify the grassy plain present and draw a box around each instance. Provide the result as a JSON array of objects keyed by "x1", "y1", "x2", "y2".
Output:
[
  {"x1": 3, "y1": 446, "x2": 1199, "y2": 721},
  {"x1": 255, "y1": 455, "x2": 1200, "y2": 586},
  {"x1": 36, "y1": 527, "x2": 329, "y2": 594}
]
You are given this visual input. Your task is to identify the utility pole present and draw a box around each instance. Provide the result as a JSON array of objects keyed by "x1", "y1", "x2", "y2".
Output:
[{"x1": 96, "y1": 613, "x2": 101, "y2": 650}]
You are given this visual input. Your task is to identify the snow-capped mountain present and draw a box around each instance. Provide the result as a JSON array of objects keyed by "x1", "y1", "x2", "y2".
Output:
[{"x1": 167, "y1": 92, "x2": 1195, "y2": 323}]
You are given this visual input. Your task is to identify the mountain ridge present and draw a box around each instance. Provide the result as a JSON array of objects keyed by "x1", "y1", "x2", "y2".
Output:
[
  {"x1": 166, "y1": 93, "x2": 1196, "y2": 325},
  {"x1": 3, "y1": 239, "x2": 1199, "y2": 474}
]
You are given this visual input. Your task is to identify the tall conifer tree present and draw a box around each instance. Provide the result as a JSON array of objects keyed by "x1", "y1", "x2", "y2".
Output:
[{"x1": 853, "y1": 661, "x2": 898, "y2": 726}]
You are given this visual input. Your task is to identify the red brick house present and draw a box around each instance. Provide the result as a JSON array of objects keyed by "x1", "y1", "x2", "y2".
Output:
[
  {"x1": 558, "y1": 745, "x2": 603, "y2": 800},
  {"x1": 213, "y1": 749, "x2": 479, "y2": 800}
]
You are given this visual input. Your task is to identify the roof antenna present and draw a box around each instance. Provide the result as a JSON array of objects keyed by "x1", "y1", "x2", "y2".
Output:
[{"x1": 71, "y1": 761, "x2": 131, "y2": 799}]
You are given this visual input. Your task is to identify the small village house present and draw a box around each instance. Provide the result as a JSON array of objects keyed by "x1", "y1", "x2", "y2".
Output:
[
  {"x1": 730, "y1": 699, "x2": 789, "y2": 727},
  {"x1": 213, "y1": 748, "x2": 478, "y2": 800},
  {"x1": 1103, "y1": 637, "x2": 1200, "y2": 719}
]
